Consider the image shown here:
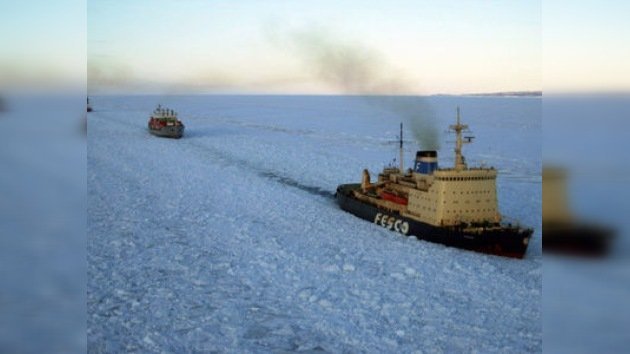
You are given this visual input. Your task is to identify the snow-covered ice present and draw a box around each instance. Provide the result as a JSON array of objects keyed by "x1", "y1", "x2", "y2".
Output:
[{"x1": 88, "y1": 95, "x2": 541, "y2": 352}]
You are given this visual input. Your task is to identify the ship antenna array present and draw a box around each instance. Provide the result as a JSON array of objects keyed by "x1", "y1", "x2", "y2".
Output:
[
  {"x1": 385, "y1": 123, "x2": 412, "y2": 170},
  {"x1": 450, "y1": 106, "x2": 470, "y2": 170},
  {"x1": 399, "y1": 122, "x2": 404, "y2": 172}
]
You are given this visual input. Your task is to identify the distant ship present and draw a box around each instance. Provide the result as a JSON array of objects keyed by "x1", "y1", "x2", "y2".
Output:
[
  {"x1": 336, "y1": 108, "x2": 533, "y2": 258},
  {"x1": 148, "y1": 105, "x2": 185, "y2": 139},
  {"x1": 87, "y1": 97, "x2": 92, "y2": 112}
]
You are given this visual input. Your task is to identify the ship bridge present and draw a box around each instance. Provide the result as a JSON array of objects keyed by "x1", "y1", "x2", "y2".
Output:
[
  {"x1": 402, "y1": 108, "x2": 501, "y2": 226},
  {"x1": 432, "y1": 168, "x2": 497, "y2": 181}
]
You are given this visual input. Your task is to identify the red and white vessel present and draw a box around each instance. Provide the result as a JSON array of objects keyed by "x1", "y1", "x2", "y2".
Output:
[{"x1": 148, "y1": 105, "x2": 185, "y2": 139}]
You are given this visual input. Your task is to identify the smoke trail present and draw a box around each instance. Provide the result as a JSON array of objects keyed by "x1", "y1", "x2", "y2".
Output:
[
  {"x1": 88, "y1": 59, "x2": 136, "y2": 93},
  {"x1": 277, "y1": 28, "x2": 440, "y2": 149}
]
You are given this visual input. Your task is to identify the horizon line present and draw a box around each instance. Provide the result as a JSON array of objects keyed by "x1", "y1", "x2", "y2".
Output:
[{"x1": 87, "y1": 90, "x2": 543, "y2": 97}]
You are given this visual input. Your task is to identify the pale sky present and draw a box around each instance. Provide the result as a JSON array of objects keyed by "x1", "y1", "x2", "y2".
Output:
[
  {"x1": 3, "y1": 0, "x2": 621, "y2": 94},
  {"x1": 0, "y1": 0, "x2": 86, "y2": 90},
  {"x1": 543, "y1": 0, "x2": 630, "y2": 93},
  {"x1": 87, "y1": 0, "x2": 542, "y2": 94}
]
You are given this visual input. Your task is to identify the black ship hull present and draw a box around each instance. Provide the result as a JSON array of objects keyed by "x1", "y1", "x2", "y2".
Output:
[
  {"x1": 336, "y1": 184, "x2": 532, "y2": 258},
  {"x1": 543, "y1": 222, "x2": 614, "y2": 257}
]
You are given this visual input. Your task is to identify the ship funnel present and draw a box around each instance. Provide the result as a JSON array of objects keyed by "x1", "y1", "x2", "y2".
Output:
[
  {"x1": 361, "y1": 169, "x2": 371, "y2": 192},
  {"x1": 414, "y1": 150, "x2": 438, "y2": 174}
]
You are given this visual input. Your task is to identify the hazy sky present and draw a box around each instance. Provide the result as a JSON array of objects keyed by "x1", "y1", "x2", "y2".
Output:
[
  {"x1": 86, "y1": 0, "x2": 542, "y2": 94},
  {"x1": 543, "y1": 0, "x2": 630, "y2": 93},
  {"x1": 0, "y1": 0, "x2": 86, "y2": 90},
  {"x1": 85, "y1": 0, "x2": 627, "y2": 94}
]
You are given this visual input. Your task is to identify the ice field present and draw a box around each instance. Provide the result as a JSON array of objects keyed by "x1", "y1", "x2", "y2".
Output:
[{"x1": 87, "y1": 95, "x2": 541, "y2": 352}]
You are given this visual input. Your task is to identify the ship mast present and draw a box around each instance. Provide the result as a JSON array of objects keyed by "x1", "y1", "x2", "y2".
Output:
[
  {"x1": 399, "y1": 122, "x2": 404, "y2": 172},
  {"x1": 450, "y1": 107, "x2": 469, "y2": 170}
]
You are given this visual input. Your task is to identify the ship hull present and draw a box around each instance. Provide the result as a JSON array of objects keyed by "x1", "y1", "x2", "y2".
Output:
[
  {"x1": 336, "y1": 183, "x2": 532, "y2": 258},
  {"x1": 148, "y1": 125, "x2": 184, "y2": 139},
  {"x1": 543, "y1": 222, "x2": 613, "y2": 257}
]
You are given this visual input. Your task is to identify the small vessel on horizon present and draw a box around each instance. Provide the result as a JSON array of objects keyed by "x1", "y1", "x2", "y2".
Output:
[
  {"x1": 148, "y1": 104, "x2": 185, "y2": 139},
  {"x1": 335, "y1": 108, "x2": 533, "y2": 258}
]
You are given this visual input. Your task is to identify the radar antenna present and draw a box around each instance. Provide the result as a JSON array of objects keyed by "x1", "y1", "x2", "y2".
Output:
[
  {"x1": 399, "y1": 122, "x2": 404, "y2": 172},
  {"x1": 449, "y1": 107, "x2": 471, "y2": 170}
]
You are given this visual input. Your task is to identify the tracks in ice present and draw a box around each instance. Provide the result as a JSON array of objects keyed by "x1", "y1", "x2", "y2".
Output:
[
  {"x1": 94, "y1": 112, "x2": 336, "y2": 200},
  {"x1": 258, "y1": 171, "x2": 335, "y2": 199},
  {"x1": 186, "y1": 140, "x2": 336, "y2": 200}
]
